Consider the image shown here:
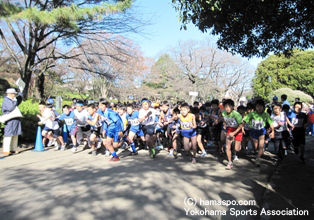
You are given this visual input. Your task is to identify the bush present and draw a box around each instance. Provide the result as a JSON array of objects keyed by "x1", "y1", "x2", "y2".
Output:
[
  {"x1": 0, "y1": 97, "x2": 40, "y2": 143},
  {"x1": 269, "y1": 88, "x2": 313, "y2": 104}
]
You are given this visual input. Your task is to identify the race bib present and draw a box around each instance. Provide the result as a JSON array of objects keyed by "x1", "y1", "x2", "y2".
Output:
[
  {"x1": 224, "y1": 118, "x2": 238, "y2": 128},
  {"x1": 64, "y1": 118, "x2": 74, "y2": 126},
  {"x1": 252, "y1": 120, "x2": 264, "y2": 130},
  {"x1": 272, "y1": 115, "x2": 285, "y2": 132},
  {"x1": 181, "y1": 122, "x2": 192, "y2": 130},
  {"x1": 129, "y1": 119, "x2": 139, "y2": 126},
  {"x1": 292, "y1": 118, "x2": 303, "y2": 127}
]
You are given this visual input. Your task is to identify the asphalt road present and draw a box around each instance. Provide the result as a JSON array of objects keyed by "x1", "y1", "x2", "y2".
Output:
[{"x1": 0, "y1": 137, "x2": 313, "y2": 220}]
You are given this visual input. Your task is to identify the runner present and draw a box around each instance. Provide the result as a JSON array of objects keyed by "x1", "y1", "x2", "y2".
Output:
[
  {"x1": 221, "y1": 99, "x2": 243, "y2": 170},
  {"x1": 271, "y1": 103, "x2": 294, "y2": 160},
  {"x1": 178, "y1": 102, "x2": 197, "y2": 164},
  {"x1": 243, "y1": 99, "x2": 274, "y2": 167},
  {"x1": 58, "y1": 105, "x2": 78, "y2": 152},
  {"x1": 139, "y1": 98, "x2": 158, "y2": 158},
  {"x1": 37, "y1": 101, "x2": 66, "y2": 151},
  {"x1": 290, "y1": 102, "x2": 308, "y2": 163},
  {"x1": 98, "y1": 101, "x2": 123, "y2": 162},
  {"x1": 126, "y1": 104, "x2": 145, "y2": 155},
  {"x1": 86, "y1": 104, "x2": 102, "y2": 156}
]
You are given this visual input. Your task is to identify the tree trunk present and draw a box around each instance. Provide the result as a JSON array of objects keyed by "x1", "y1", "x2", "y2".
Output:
[
  {"x1": 22, "y1": 70, "x2": 32, "y2": 100},
  {"x1": 36, "y1": 72, "x2": 45, "y2": 100}
]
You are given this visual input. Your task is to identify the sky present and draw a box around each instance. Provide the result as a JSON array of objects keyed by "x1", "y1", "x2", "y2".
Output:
[{"x1": 127, "y1": 0, "x2": 264, "y2": 68}]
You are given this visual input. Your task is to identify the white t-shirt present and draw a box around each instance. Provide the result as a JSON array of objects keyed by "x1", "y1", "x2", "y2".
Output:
[
  {"x1": 74, "y1": 109, "x2": 89, "y2": 126},
  {"x1": 139, "y1": 108, "x2": 156, "y2": 126},
  {"x1": 271, "y1": 112, "x2": 286, "y2": 132},
  {"x1": 42, "y1": 108, "x2": 59, "y2": 130}
]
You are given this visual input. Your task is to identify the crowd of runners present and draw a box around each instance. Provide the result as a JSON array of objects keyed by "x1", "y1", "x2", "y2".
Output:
[{"x1": 35, "y1": 94, "x2": 314, "y2": 170}]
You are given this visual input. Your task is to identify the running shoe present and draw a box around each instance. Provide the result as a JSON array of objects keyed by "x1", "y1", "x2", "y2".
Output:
[
  {"x1": 225, "y1": 163, "x2": 233, "y2": 170},
  {"x1": 54, "y1": 142, "x2": 60, "y2": 151},
  {"x1": 130, "y1": 151, "x2": 138, "y2": 156},
  {"x1": 105, "y1": 150, "x2": 111, "y2": 156},
  {"x1": 191, "y1": 158, "x2": 196, "y2": 164},
  {"x1": 109, "y1": 157, "x2": 120, "y2": 162},
  {"x1": 72, "y1": 147, "x2": 77, "y2": 153},
  {"x1": 169, "y1": 149, "x2": 174, "y2": 157},
  {"x1": 156, "y1": 145, "x2": 163, "y2": 150},
  {"x1": 201, "y1": 151, "x2": 207, "y2": 157},
  {"x1": 150, "y1": 148, "x2": 156, "y2": 158},
  {"x1": 91, "y1": 150, "x2": 97, "y2": 156},
  {"x1": 255, "y1": 159, "x2": 261, "y2": 167},
  {"x1": 47, "y1": 139, "x2": 55, "y2": 147},
  {"x1": 61, "y1": 145, "x2": 66, "y2": 151},
  {"x1": 233, "y1": 155, "x2": 239, "y2": 161},
  {"x1": 173, "y1": 149, "x2": 178, "y2": 159}
]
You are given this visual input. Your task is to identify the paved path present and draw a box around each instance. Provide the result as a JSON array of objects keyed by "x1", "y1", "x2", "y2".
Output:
[{"x1": 0, "y1": 137, "x2": 313, "y2": 220}]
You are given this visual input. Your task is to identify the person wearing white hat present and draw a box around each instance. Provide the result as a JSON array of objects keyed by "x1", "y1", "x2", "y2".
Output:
[{"x1": 2, "y1": 88, "x2": 24, "y2": 155}]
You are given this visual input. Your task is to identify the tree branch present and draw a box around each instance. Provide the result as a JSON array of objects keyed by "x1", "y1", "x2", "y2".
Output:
[{"x1": 0, "y1": 28, "x2": 23, "y2": 76}]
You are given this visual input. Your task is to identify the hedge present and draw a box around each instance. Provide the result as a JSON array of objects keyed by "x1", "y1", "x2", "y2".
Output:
[{"x1": 268, "y1": 88, "x2": 313, "y2": 104}]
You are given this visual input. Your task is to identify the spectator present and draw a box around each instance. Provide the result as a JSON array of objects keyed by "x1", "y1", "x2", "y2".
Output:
[
  {"x1": 281, "y1": 94, "x2": 290, "y2": 107},
  {"x1": 307, "y1": 107, "x2": 314, "y2": 136},
  {"x1": 2, "y1": 88, "x2": 24, "y2": 155}
]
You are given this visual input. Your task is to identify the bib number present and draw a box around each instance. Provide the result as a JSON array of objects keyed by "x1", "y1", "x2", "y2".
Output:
[
  {"x1": 224, "y1": 118, "x2": 238, "y2": 128},
  {"x1": 64, "y1": 118, "x2": 74, "y2": 126},
  {"x1": 252, "y1": 120, "x2": 263, "y2": 130},
  {"x1": 129, "y1": 119, "x2": 139, "y2": 126},
  {"x1": 181, "y1": 122, "x2": 192, "y2": 130}
]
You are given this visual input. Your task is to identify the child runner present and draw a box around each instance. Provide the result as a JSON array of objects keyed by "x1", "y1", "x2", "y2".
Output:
[
  {"x1": 209, "y1": 99, "x2": 223, "y2": 152},
  {"x1": 117, "y1": 104, "x2": 128, "y2": 131},
  {"x1": 86, "y1": 104, "x2": 102, "y2": 156},
  {"x1": 192, "y1": 107, "x2": 207, "y2": 157},
  {"x1": 98, "y1": 101, "x2": 122, "y2": 162},
  {"x1": 126, "y1": 104, "x2": 146, "y2": 155},
  {"x1": 290, "y1": 102, "x2": 308, "y2": 163},
  {"x1": 271, "y1": 103, "x2": 294, "y2": 160},
  {"x1": 158, "y1": 101, "x2": 173, "y2": 150},
  {"x1": 235, "y1": 105, "x2": 246, "y2": 160},
  {"x1": 168, "y1": 108, "x2": 181, "y2": 158},
  {"x1": 37, "y1": 101, "x2": 66, "y2": 151},
  {"x1": 241, "y1": 103, "x2": 254, "y2": 154},
  {"x1": 139, "y1": 98, "x2": 158, "y2": 158},
  {"x1": 243, "y1": 99, "x2": 274, "y2": 167},
  {"x1": 74, "y1": 101, "x2": 91, "y2": 148},
  {"x1": 58, "y1": 105, "x2": 78, "y2": 152},
  {"x1": 221, "y1": 99, "x2": 243, "y2": 170},
  {"x1": 178, "y1": 103, "x2": 197, "y2": 163},
  {"x1": 306, "y1": 106, "x2": 314, "y2": 136}
]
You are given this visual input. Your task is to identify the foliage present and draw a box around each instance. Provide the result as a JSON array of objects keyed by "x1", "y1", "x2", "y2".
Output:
[
  {"x1": 172, "y1": 0, "x2": 314, "y2": 58},
  {"x1": 0, "y1": 0, "x2": 137, "y2": 99},
  {"x1": 269, "y1": 88, "x2": 313, "y2": 104},
  {"x1": 252, "y1": 50, "x2": 314, "y2": 98}
]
